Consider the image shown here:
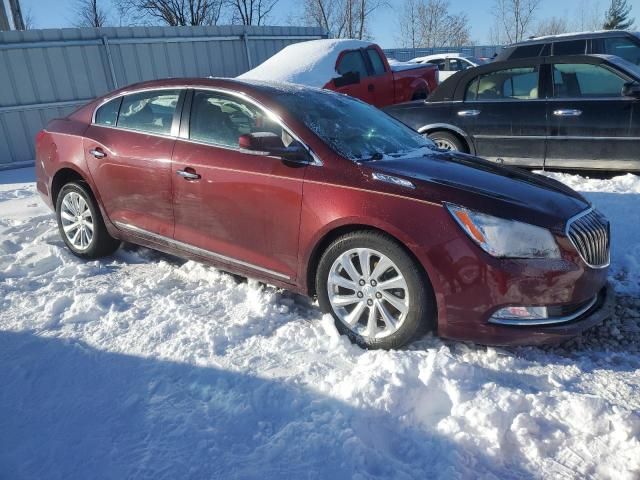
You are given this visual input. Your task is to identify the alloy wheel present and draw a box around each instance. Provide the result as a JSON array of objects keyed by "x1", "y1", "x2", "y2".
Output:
[
  {"x1": 60, "y1": 191, "x2": 94, "y2": 251},
  {"x1": 327, "y1": 248, "x2": 410, "y2": 339}
]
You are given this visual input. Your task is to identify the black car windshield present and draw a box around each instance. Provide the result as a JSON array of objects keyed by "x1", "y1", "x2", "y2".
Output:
[
  {"x1": 608, "y1": 56, "x2": 640, "y2": 79},
  {"x1": 275, "y1": 87, "x2": 432, "y2": 161}
]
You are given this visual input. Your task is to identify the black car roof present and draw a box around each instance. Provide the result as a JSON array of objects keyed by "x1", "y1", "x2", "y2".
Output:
[
  {"x1": 505, "y1": 30, "x2": 638, "y2": 47},
  {"x1": 428, "y1": 54, "x2": 623, "y2": 102}
]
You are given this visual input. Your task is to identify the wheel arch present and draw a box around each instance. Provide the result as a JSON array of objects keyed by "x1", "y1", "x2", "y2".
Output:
[
  {"x1": 50, "y1": 167, "x2": 91, "y2": 209},
  {"x1": 305, "y1": 222, "x2": 431, "y2": 298},
  {"x1": 417, "y1": 123, "x2": 474, "y2": 154}
]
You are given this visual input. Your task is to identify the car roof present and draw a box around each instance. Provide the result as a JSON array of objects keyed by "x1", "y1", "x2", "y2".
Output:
[
  {"x1": 103, "y1": 77, "x2": 327, "y2": 100},
  {"x1": 428, "y1": 54, "x2": 621, "y2": 102},
  {"x1": 507, "y1": 29, "x2": 638, "y2": 46}
]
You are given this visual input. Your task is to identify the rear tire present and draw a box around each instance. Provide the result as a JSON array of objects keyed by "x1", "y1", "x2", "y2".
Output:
[
  {"x1": 55, "y1": 182, "x2": 120, "y2": 259},
  {"x1": 427, "y1": 131, "x2": 466, "y2": 152},
  {"x1": 316, "y1": 231, "x2": 436, "y2": 350}
]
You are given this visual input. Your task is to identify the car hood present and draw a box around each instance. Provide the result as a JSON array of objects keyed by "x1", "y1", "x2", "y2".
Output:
[{"x1": 367, "y1": 151, "x2": 590, "y2": 233}]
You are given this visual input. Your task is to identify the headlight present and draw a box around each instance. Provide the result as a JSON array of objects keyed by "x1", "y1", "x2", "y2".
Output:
[{"x1": 446, "y1": 204, "x2": 560, "y2": 259}]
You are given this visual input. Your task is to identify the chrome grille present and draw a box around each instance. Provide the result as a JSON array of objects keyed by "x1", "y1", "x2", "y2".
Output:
[{"x1": 566, "y1": 209, "x2": 610, "y2": 268}]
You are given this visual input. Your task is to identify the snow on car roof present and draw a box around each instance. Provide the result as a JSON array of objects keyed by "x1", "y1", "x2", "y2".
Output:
[
  {"x1": 238, "y1": 38, "x2": 373, "y2": 88},
  {"x1": 410, "y1": 52, "x2": 462, "y2": 62}
]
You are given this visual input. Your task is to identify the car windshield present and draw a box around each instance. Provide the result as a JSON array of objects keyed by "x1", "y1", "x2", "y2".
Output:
[
  {"x1": 608, "y1": 56, "x2": 640, "y2": 79},
  {"x1": 275, "y1": 87, "x2": 432, "y2": 161}
]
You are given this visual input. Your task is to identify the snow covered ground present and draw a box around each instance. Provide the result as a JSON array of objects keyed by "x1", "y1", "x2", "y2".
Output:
[{"x1": 1, "y1": 167, "x2": 639, "y2": 479}]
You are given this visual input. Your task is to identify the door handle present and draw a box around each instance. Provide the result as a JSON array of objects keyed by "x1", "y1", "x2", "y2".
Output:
[
  {"x1": 553, "y1": 109, "x2": 582, "y2": 117},
  {"x1": 89, "y1": 148, "x2": 106, "y2": 159},
  {"x1": 176, "y1": 169, "x2": 201, "y2": 180},
  {"x1": 457, "y1": 110, "x2": 481, "y2": 117}
]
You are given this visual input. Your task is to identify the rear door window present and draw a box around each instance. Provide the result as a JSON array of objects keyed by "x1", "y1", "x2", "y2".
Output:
[
  {"x1": 552, "y1": 63, "x2": 626, "y2": 98},
  {"x1": 466, "y1": 67, "x2": 539, "y2": 101},
  {"x1": 337, "y1": 51, "x2": 369, "y2": 78},
  {"x1": 117, "y1": 90, "x2": 180, "y2": 135},
  {"x1": 366, "y1": 48, "x2": 387, "y2": 75}
]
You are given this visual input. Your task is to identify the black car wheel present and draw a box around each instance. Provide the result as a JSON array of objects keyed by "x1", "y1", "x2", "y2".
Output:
[{"x1": 428, "y1": 131, "x2": 466, "y2": 152}]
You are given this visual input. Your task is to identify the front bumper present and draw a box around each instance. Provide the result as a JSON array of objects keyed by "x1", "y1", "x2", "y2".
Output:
[{"x1": 441, "y1": 283, "x2": 614, "y2": 346}]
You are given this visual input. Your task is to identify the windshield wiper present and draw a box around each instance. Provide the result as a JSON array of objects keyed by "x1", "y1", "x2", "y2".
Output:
[{"x1": 361, "y1": 152, "x2": 384, "y2": 162}]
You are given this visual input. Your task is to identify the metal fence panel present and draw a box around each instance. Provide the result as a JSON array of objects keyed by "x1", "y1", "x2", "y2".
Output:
[{"x1": 0, "y1": 25, "x2": 326, "y2": 168}]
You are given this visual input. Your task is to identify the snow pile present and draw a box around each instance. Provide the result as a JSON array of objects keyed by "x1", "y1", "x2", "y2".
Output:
[
  {"x1": 1, "y1": 168, "x2": 640, "y2": 479},
  {"x1": 238, "y1": 39, "x2": 373, "y2": 88}
]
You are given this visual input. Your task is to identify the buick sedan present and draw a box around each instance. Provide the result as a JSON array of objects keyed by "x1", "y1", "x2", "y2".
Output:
[{"x1": 36, "y1": 78, "x2": 612, "y2": 349}]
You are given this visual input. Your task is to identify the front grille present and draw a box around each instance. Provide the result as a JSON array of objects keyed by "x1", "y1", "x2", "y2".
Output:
[{"x1": 566, "y1": 209, "x2": 610, "y2": 268}]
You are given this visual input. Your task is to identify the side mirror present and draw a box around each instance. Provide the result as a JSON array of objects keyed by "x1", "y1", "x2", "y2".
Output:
[
  {"x1": 239, "y1": 132, "x2": 310, "y2": 162},
  {"x1": 622, "y1": 81, "x2": 640, "y2": 98},
  {"x1": 333, "y1": 71, "x2": 361, "y2": 88}
]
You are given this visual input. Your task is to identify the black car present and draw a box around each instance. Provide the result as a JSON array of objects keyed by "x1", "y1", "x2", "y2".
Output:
[
  {"x1": 494, "y1": 30, "x2": 640, "y2": 65},
  {"x1": 384, "y1": 54, "x2": 640, "y2": 171}
]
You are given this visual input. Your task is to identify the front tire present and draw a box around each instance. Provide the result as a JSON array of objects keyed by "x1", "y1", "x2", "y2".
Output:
[
  {"x1": 56, "y1": 182, "x2": 120, "y2": 259},
  {"x1": 316, "y1": 231, "x2": 436, "y2": 349}
]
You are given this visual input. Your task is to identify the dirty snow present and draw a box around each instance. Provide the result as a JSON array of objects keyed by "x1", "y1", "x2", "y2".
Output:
[
  {"x1": 1, "y1": 167, "x2": 639, "y2": 479},
  {"x1": 238, "y1": 38, "x2": 372, "y2": 88}
]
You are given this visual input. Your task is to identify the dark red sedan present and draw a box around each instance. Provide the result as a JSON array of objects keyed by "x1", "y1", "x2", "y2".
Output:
[{"x1": 35, "y1": 78, "x2": 612, "y2": 349}]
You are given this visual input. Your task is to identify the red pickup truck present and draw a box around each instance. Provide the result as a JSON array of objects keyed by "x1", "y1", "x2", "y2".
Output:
[{"x1": 238, "y1": 39, "x2": 438, "y2": 108}]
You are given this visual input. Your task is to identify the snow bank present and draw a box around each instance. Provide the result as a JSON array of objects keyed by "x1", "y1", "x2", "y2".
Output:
[
  {"x1": 1, "y1": 168, "x2": 639, "y2": 479},
  {"x1": 238, "y1": 39, "x2": 373, "y2": 88}
]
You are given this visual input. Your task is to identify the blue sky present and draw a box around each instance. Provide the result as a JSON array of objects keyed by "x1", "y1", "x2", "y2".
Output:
[{"x1": 20, "y1": 0, "x2": 640, "y2": 47}]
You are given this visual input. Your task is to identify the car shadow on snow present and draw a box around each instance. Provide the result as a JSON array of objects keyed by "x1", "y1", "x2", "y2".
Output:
[{"x1": 0, "y1": 330, "x2": 536, "y2": 480}]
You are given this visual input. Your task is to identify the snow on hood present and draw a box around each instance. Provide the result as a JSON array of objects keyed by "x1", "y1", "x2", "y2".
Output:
[{"x1": 238, "y1": 39, "x2": 373, "y2": 88}]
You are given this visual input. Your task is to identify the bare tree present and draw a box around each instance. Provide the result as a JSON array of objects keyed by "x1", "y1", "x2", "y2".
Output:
[
  {"x1": 396, "y1": 0, "x2": 420, "y2": 48},
  {"x1": 115, "y1": 0, "x2": 224, "y2": 26},
  {"x1": 22, "y1": 7, "x2": 35, "y2": 29},
  {"x1": 491, "y1": 0, "x2": 543, "y2": 44},
  {"x1": 574, "y1": 0, "x2": 603, "y2": 30},
  {"x1": 303, "y1": 0, "x2": 346, "y2": 37},
  {"x1": 397, "y1": 0, "x2": 470, "y2": 48},
  {"x1": 74, "y1": 0, "x2": 110, "y2": 27},
  {"x1": 226, "y1": 0, "x2": 279, "y2": 25},
  {"x1": 302, "y1": 0, "x2": 385, "y2": 39},
  {"x1": 534, "y1": 16, "x2": 570, "y2": 36}
]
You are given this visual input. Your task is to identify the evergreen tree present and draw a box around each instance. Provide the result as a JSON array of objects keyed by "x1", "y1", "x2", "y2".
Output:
[{"x1": 603, "y1": 0, "x2": 634, "y2": 30}]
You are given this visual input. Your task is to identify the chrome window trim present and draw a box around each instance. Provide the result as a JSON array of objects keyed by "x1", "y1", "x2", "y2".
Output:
[
  {"x1": 488, "y1": 294, "x2": 598, "y2": 326},
  {"x1": 91, "y1": 87, "x2": 186, "y2": 126},
  {"x1": 564, "y1": 207, "x2": 611, "y2": 269},
  {"x1": 91, "y1": 84, "x2": 322, "y2": 167},
  {"x1": 114, "y1": 221, "x2": 291, "y2": 280}
]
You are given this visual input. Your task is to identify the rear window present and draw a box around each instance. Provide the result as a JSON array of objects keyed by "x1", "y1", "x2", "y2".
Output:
[
  {"x1": 117, "y1": 90, "x2": 180, "y2": 135},
  {"x1": 94, "y1": 97, "x2": 122, "y2": 126}
]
